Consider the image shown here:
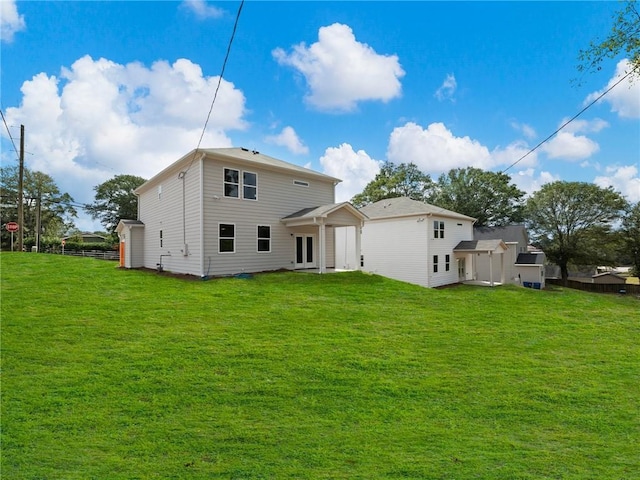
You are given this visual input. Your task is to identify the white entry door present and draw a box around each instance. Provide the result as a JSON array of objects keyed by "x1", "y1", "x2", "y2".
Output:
[
  {"x1": 295, "y1": 234, "x2": 316, "y2": 269},
  {"x1": 458, "y1": 258, "x2": 466, "y2": 281}
]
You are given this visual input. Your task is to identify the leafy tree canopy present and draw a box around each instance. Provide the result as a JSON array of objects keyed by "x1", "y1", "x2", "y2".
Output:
[
  {"x1": 351, "y1": 162, "x2": 433, "y2": 207},
  {"x1": 85, "y1": 174, "x2": 147, "y2": 232},
  {"x1": 427, "y1": 167, "x2": 525, "y2": 227},
  {"x1": 525, "y1": 181, "x2": 628, "y2": 284},
  {"x1": 0, "y1": 166, "x2": 77, "y2": 244},
  {"x1": 621, "y1": 202, "x2": 640, "y2": 275},
  {"x1": 577, "y1": 0, "x2": 640, "y2": 81}
]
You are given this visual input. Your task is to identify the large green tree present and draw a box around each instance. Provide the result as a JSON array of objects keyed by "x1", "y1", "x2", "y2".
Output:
[
  {"x1": 525, "y1": 181, "x2": 628, "y2": 285},
  {"x1": 351, "y1": 162, "x2": 434, "y2": 207},
  {"x1": 577, "y1": 0, "x2": 640, "y2": 80},
  {"x1": 0, "y1": 166, "x2": 78, "y2": 249},
  {"x1": 427, "y1": 167, "x2": 525, "y2": 227},
  {"x1": 85, "y1": 174, "x2": 147, "y2": 232},
  {"x1": 620, "y1": 202, "x2": 640, "y2": 275}
]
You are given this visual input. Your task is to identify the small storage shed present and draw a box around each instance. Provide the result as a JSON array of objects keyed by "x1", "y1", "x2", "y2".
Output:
[
  {"x1": 515, "y1": 252, "x2": 546, "y2": 289},
  {"x1": 116, "y1": 220, "x2": 145, "y2": 268}
]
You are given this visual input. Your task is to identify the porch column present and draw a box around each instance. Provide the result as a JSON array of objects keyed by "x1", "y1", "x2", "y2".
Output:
[
  {"x1": 355, "y1": 224, "x2": 362, "y2": 271},
  {"x1": 319, "y1": 223, "x2": 326, "y2": 274},
  {"x1": 500, "y1": 251, "x2": 506, "y2": 284},
  {"x1": 489, "y1": 251, "x2": 494, "y2": 287}
]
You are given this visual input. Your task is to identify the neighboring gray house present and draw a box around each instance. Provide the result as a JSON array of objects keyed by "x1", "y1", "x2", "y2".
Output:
[
  {"x1": 116, "y1": 148, "x2": 365, "y2": 277},
  {"x1": 473, "y1": 225, "x2": 529, "y2": 285},
  {"x1": 359, "y1": 197, "x2": 479, "y2": 288}
]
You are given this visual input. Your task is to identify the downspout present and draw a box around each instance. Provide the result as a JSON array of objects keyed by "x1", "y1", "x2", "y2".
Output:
[{"x1": 199, "y1": 156, "x2": 205, "y2": 278}]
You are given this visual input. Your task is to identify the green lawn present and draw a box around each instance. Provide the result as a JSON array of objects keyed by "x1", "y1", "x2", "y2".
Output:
[{"x1": 1, "y1": 253, "x2": 638, "y2": 479}]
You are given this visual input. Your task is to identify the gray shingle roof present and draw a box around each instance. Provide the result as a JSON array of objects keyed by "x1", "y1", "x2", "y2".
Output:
[
  {"x1": 454, "y1": 239, "x2": 506, "y2": 252},
  {"x1": 359, "y1": 197, "x2": 476, "y2": 221},
  {"x1": 515, "y1": 253, "x2": 544, "y2": 265},
  {"x1": 474, "y1": 225, "x2": 528, "y2": 243}
]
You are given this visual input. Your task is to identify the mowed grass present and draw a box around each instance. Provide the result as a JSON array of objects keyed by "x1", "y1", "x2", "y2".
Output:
[{"x1": 1, "y1": 253, "x2": 638, "y2": 479}]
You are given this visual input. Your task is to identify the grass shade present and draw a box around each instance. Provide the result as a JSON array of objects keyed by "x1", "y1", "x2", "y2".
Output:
[{"x1": 1, "y1": 252, "x2": 638, "y2": 479}]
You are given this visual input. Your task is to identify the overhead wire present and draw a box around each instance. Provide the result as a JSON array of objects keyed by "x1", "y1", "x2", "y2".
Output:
[
  {"x1": 0, "y1": 108, "x2": 20, "y2": 161},
  {"x1": 183, "y1": 0, "x2": 245, "y2": 175},
  {"x1": 501, "y1": 64, "x2": 639, "y2": 174}
]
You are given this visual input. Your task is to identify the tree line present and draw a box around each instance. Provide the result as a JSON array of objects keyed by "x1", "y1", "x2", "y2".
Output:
[
  {"x1": 2, "y1": 163, "x2": 639, "y2": 283},
  {"x1": 352, "y1": 162, "x2": 639, "y2": 283}
]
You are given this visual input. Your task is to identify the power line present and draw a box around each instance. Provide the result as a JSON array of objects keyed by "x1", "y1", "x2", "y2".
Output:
[
  {"x1": 0, "y1": 108, "x2": 20, "y2": 160},
  {"x1": 195, "y1": 0, "x2": 245, "y2": 152},
  {"x1": 501, "y1": 65, "x2": 639, "y2": 174}
]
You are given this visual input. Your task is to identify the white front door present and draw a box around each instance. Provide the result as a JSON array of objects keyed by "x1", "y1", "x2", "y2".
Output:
[
  {"x1": 458, "y1": 258, "x2": 466, "y2": 281},
  {"x1": 295, "y1": 234, "x2": 316, "y2": 269}
]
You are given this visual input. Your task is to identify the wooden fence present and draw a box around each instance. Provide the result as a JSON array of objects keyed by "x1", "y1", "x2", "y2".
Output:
[{"x1": 546, "y1": 278, "x2": 640, "y2": 295}]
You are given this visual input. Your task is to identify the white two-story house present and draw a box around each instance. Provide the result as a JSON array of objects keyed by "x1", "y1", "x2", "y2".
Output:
[
  {"x1": 116, "y1": 148, "x2": 365, "y2": 278},
  {"x1": 359, "y1": 197, "x2": 481, "y2": 288}
]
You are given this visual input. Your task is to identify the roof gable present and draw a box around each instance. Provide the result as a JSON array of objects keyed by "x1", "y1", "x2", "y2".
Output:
[
  {"x1": 282, "y1": 202, "x2": 366, "y2": 226},
  {"x1": 454, "y1": 239, "x2": 508, "y2": 253},
  {"x1": 359, "y1": 197, "x2": 476, "y2": 222},
  {"x1": 136, "y1": 147, "x2": 340, "y2": 194}
]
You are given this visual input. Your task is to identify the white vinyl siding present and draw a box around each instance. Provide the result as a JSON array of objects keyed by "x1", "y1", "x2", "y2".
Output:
[
  {"x1": 202, "y1": 159, "x2": 335, "y2": 276},
  {"x1": 361, "y1": 217, "x2": 429, "y2": 287},
  {"x1": 362, "y1": 214, "x2": 474, "y2": 288},
  {"x1": 137, "y1": 163, "x2": 203, "y2": 275}
]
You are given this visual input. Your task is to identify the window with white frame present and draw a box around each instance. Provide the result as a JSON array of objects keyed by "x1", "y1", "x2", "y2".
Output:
[
  {"x1": 243, "y1": 172, "x2": 257, "y2": 200},
  {"x1": 223, "y1": 168, "x2": 258, "y2": 200},
  {"x1": 224, "y1": 168, "x2": 239, "y2": 198},
  {"x1": 219, "y1": 223, "x2": 235, "y2": 253},
  {"x1": 445, "y1": 254, "x2": 450, "y2": 272},
  {"x1": 433, "y1": 255, "x2": 439, "y2": 273},
  {"x1": 257, "y1": 225, "x2": 271, "y2": 252},
  {"x1": 434, "y1": 220, "x2": 445, "y2": 239}
]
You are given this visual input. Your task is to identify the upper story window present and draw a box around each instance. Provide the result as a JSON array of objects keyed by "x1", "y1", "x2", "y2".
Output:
[
  {"x1": 293, "y1": 180, "x2": 309, "y2": 187},
  {"x1": 224, "y1": 168, "x2": 239, "y2": 198},
  {"x1": 434, "y1": 221, "x2": 445, "y2": 239},
  {"x1": 224, "y1": 168, "x2": 258, "y2": 200},
  {"x1": 243, "y1": 172, "x2": 257, "y2": 200}
]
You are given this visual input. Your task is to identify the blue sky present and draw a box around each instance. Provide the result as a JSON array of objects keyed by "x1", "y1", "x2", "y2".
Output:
[{"x1": 2, "y1": 0, "x2": 639, "y2": 231}]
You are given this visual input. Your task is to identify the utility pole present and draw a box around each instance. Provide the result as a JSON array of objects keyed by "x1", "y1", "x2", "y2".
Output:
[
  {"x1": 18, "y1": 124, "x2": 24, "y2": 252},
  {"x1": 35, "y1": 191, "x2": 41, "y2": 252}
]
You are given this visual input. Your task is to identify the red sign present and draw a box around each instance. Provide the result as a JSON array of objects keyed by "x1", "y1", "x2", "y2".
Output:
[{"x1": 6, "y1": 222, "x2": 19, "y2": 232}]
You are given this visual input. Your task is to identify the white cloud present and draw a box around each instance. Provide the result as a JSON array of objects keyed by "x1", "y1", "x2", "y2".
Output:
[
  {"x1": 542, "y1": 131, "x2": 599, "y2": 160},
  {"x1": 511, "y1": 121, "x2": 536, "y2": 140},
  {"x1": 1, "y1": 0, "x2": 26, "y2": 43},
  {"x1": 434, "y1": 74, "x2": 457, "y2": 102},
  {"x1": 585, "y1": 59, "x2": 640, "y2": 119},
  {"x1": 562, "y1": 117, "x2": 608, "y2": 134},
  {"x1": 4, "y1": 55, "x2": 247, "y2": 221},
  {"x1": 510, "y1": 168, "x2": 560, "y2": 197},
  {"x1": 594, "y1": 164, "x2": 640, "y2": 203},
  {"x1": 181, "y1": 0, "x2": 224, "y2": 19},
  {"x1": 272, "y1": 23, "x2": 405, "y2": 112},
  {"x1": 541, "y1": 118, "x2": 607, "y2": 161},
  {"x1": 265, "y1": 126, "x2": 309, "y2": 155},
  {"x1": 320, "y1": 143, "x2": 381, "y2": 202}
]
